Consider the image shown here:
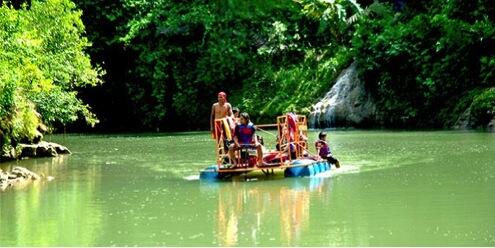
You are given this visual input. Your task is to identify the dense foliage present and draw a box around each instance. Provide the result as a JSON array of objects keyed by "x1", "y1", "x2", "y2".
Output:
[
  {"x1": 0, "y1": 0, "x2": 102, "y2": 154},
  {"x1": 76, "y1": 0, "x2": 493, "y2": 131},
  {"x1": 352, "y1": 0, "x2": 495, "y2": 127},
  {"x1": 74, "y1": 0, "x2": 361, "y2": 130},
  {"x1": 2, "y1": 0, "x2": 494, "y2": 149}
]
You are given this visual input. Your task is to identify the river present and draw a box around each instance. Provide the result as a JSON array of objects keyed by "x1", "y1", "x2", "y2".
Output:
[{"x1": 0, "y1": 130, "x2": 494, "y2": 246}]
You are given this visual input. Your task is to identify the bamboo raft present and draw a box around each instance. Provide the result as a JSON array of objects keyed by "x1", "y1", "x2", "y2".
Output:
[{"x1": 200, "y1": 114, "x2": 333, "y2": 181}]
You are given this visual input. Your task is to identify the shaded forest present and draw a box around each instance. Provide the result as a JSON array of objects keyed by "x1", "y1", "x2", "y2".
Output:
[{"x1": 1, "y1": 0, "x2": 494, "y2": 153}]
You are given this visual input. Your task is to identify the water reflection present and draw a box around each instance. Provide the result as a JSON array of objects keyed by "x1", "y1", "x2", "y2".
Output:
[
  {"x1": 1, "y1": 131, "x2": 494, "y2": 246},
  {"x1": 212, "y1": 177, "x2": 331, "y2": 246},
  {"x1": 0, "y1": 156, "x2": 103, "y2": 246}
]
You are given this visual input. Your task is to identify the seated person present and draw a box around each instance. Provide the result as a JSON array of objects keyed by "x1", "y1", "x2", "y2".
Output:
[
  {"x1": 298, "y1": 129, "x2": 308, "y2": 147},
  {"x1": 232, "y1": 107, "x2": 240, "y2": 118},
  {"x1": 228, "y1": 112, "x2": 263, "y2": 167},
  {"x1": 315, "y1": 131, "x2": 340, "y2": 168},
  {"x1": 256, "y1": 134, "x2": 269, "y2": 154},
  {"x1": 298, "y1": 129, "x2": 309, "y2": 157},
  {"x1": 276, "y1": 126, "x2": 296, "y2": 159},
  {"x1": 231, "y1": 107, "x2": 241, "y2": 126}
]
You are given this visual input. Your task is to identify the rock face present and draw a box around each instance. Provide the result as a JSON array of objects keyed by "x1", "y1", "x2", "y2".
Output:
[
  {"x1": 309, "y1": 62, "x2": 377, "y2": 128},
  {"x1": 1, "y1": 141, "x2": 70, "y2": 162},
  {"x1": 452, "y1": 107, "x2": 474, "y2": 130},
  {"x1": 0, "y1": 166, "x2": 41, "y2": 191},
  {"x1": 488, "y1": 117, "x2": 495, "y2": 132},
  {"x1": 18, "y1": 142, "x2": 71, "y2": 159},
  {"x1": 0, "y1": 148, "x2": 18, "y2": 162},
  {"x1": 453, "y1": 106, "x2": 495, "y2": 131}
]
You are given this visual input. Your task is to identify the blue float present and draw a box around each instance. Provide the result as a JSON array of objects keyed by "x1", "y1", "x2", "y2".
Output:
[
  {"x1": 199, "y1": 165, "x2": 220, "y2": 181},
  {"x1": 319, "y1": 162, "x2": 326, "y2": 172},
  {"x1": 307, "y1": 164, "x2": 316, "y2": 176},
  {"x1": 314, "y1": 163, "x2": 321, "y2": 174},
  {"x1": 284, "y1": 166, "x2": 306, "y2": 177}
]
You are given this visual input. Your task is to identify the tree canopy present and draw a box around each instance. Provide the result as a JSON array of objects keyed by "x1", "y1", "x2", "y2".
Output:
[
  {"x1": 0, "y1": 0, "x2": 102, "y2": 153},
  {"x1": 1, "y1": 0, "x2": 494, "y2": 154}
]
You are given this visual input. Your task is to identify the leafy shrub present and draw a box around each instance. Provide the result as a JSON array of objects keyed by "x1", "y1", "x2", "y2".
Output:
[{"x1": 471, "y1": 88, "x2": 495, "y2": 126}]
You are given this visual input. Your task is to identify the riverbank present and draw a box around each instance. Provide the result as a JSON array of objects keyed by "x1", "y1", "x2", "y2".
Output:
[
  {"x1": 0, "y1": 141, "x2": 71, "y2": 163},
  {"x1": 0, "y1": 166, "x2": 41, "y2": 191},
  {"x1": 0, "y1": 141, "x2": 67, "y2": 191}
]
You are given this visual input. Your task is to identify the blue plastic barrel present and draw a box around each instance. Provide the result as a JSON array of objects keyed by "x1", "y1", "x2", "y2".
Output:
[
  {"x1": 307, "y1": 165, "x2": 316, "y2": 176},
  {"x1": 320, "y1": 162, "x2": 326, "y2": 173},
  {"x1": 319, "y1": 162, "x2": 326, "y2": 172},
  {"x1": 318, "y1": 161, "x2": 325, "y2": 173},
  {"x1": 313, "y1": 163, "x2": 321, "y2": 174},
  {"x1": 200, "y1": 165, "x2": 220, "y2": 181},
  {"x1": 285, "y1": 166, "x2": 306, "y2": 177}
]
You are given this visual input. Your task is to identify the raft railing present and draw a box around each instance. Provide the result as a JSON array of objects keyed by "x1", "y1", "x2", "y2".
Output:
[{"x1": 213, "y1": 113, "x2": 311, "y2": 170}]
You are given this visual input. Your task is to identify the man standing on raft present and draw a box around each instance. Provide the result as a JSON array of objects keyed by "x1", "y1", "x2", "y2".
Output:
[{"x1": 210, "y1": 92, "x2": 234, "y2": 139}]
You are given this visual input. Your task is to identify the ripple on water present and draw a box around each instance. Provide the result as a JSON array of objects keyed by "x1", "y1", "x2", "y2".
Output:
[{"x1": 2, "y1": 131, "x2": 494, "y2": 246}]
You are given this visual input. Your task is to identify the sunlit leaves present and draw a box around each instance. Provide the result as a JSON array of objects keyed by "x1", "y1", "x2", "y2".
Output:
[{"x1": 0, "y1": 0, "x2": 102, "y2": 149}]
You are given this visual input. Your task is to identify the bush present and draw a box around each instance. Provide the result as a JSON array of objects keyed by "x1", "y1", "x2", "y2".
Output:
[{"x1": 471, "y1": 88, "x2": 495, "y2": 126}]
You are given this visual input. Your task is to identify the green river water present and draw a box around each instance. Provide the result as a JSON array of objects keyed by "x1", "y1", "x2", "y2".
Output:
[{"x1": 0, "y1": 130, "x2": 494, "y2": 246}]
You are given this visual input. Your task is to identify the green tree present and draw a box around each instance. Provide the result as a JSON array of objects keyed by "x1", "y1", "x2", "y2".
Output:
[
  {"x1": 116, "y1": 0, "x2": 361, "y2": 126},
  {"x1": 0, "y1": 0, "x2": 102, "y2": 155}
]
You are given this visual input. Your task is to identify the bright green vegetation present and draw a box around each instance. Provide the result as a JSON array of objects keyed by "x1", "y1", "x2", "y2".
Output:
[
  {"x1": 1, "y1": 0, "x2": 494, "y2": 151},
  {"x1": 1, "y1": 131, "x2": 494, "y2": 245},
  {"x1": 0, "y1": 0, "x2": 102, "y2": 154}
]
